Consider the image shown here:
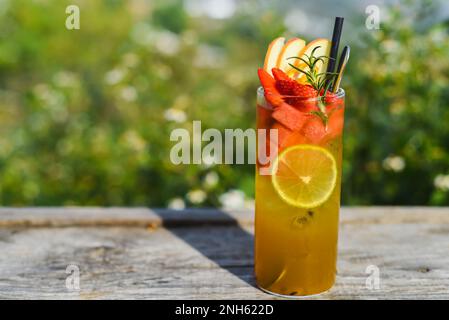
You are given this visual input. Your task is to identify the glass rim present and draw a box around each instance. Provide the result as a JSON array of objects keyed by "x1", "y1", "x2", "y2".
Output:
[{"x1": 257, "y1": 86, "x2": 345, "y2": 101}]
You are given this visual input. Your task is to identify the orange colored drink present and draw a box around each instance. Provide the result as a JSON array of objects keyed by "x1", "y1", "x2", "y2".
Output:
[{"x1": 255, "y1": 87, "x2": 345, "y2": 297}]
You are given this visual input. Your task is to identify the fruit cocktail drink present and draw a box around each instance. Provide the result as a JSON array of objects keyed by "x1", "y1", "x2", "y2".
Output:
[{"x1": 255, "y1": 35, "x2": 346, "y2": 297}]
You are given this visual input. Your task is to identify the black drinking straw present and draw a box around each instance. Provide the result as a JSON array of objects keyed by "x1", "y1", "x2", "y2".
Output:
[{"x1": 326, "y1": 17, "x2": 344, "y2": 79}]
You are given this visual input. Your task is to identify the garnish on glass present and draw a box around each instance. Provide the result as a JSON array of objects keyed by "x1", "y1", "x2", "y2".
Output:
[{"x1": 287, "y1": 46, "x2": 338, "y2": 127}]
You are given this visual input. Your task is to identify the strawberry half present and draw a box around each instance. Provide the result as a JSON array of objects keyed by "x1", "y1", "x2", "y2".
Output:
[
  {"x1": 272, "y1": 68, "x2": 317, "y2": 99},
  {"x1": 271, "y1": 68, "x2": 318, "y2": 112},
  {"x1": 319, "y1": 90, "x2": 339, "y2": 104},
  {"x1": 272, "y1": 68, "x2": 291, "y2": 82},
  {"x1": 257, "y1": 68, "x2": 284, "y2": 107},
  {"x1": 289, "y1": 85, "x2": 318, "y2": 112},
  {"x1": 292, "y1": 84, "x2": 317, "y2": 99},
  {"x1": 275, "y1": 79, "x2": 298, "y2": 96}
]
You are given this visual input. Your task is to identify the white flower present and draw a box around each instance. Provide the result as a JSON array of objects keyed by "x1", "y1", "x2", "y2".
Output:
[
  {"x1": 155, "y1": 30, "x2": 180, "y2": 56},
  {"x1": 104, "y1": 68, "x2": 126, "y2": 85},
  {"x1": 32, "y1": 84, "x2": 67, "y2": 121},
  {"x1": 120, "y1": 130, "x2": 146, "y2": 152},
  {"x1": 120, "y1": 86, "x2": 138, "y2": 102},
  {"x1": 168, "y1": 197, "x2": 186, "y2": 210},
  {"x1": 130, "y1": 25, "x2": 180, "y2": 55},
  {"x1": 164, "y1": 108, "x2": 187, "y2": 123},
  {"x1": 219, "y1": 189, "x2": 245, "y2": 209},
  {"x1": 203, "y1": 171, "x2": 219, "y2": 188},
  {"x1": 434, "y1": 174, "x2": 449, "y2": 191},
  {"x1": 382, "y1": 155, "x2": 405, "y2": 172},
  {"x1": 186, "y1": 189, "x2": 207, "y2": 204}
]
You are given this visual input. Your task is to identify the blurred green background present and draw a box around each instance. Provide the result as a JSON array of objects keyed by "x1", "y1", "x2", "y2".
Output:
[{"x1": 1, "y1": 0, "x2": 449, "y2": 208}]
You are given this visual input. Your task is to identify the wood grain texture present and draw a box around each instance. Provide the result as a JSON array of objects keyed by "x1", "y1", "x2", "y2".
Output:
[{"x1": 0, "y1": 207, "x2": 448, "y2": 299}]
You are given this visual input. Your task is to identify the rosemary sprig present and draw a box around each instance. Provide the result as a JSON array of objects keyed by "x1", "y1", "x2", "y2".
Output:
[
  {"x1": 286, "y1": 46, "x2": 339, "y2": 127},
  {"x1": 287, "y1": 46, "x2": 338, "y2": 92}
]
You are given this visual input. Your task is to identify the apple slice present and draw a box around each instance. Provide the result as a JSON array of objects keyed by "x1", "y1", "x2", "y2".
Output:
[
  {"x1": 290, "y1": 38, "x2": 331, "y2": 82},
  {"x1": 263, "y1": 37, "x2": 285, "y2": 76},
  {"x1": 276, "y1": 37, "x2": 306, "y2": 74}
]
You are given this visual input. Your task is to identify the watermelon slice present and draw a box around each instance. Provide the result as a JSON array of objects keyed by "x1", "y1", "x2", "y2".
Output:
[
  {"x1": 272, "y1": 102, "x2": 309, "y2": 131},
  {"x1": 301, "y1": 108, "x2": 345, "y2": 144},
  {"x1": 301, "y1": 116, "x2": 327, "y2": 144},
  {"x1": 270, "y1": 122, "x2": 305, "y2": 148}
]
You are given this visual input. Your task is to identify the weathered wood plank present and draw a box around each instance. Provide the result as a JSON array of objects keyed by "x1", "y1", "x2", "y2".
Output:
[
  {"x1": 1, "y1": 207, "x2": 449, "y2": 228},
  {"x1": 0, "y1": 207, "x2": 448, "y2": 299},
  {"x1": 0, "y1": 207, "x2": 254, "y2": 228}
]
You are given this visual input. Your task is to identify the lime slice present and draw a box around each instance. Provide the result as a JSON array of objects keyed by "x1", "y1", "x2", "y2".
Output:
[{"x1": 271, "y1": 144, "x2": 337, "y2": 208}]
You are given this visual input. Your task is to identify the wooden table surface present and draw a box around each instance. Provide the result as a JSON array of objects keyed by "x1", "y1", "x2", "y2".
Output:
[{"x1": 0, "y1": 207, "x2": 448, "y2": 300}]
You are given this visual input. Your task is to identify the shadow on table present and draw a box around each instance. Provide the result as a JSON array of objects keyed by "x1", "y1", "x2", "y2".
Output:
[{"x1": 153, "y1": 208, "x2": 256, "y2": 288}]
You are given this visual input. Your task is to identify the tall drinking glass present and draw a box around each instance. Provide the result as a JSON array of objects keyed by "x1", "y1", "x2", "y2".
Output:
[{"x1": 255, "y1": 87, "x2": 345, "y2": 297}]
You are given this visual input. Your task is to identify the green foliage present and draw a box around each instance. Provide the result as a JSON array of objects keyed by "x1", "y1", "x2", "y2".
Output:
[
  {"x1": 0, "y1": 0, "x2": 448, "y2": 206},
  {"x1": 344, "y1": 1, "x2": 449, "y2": 205}
]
